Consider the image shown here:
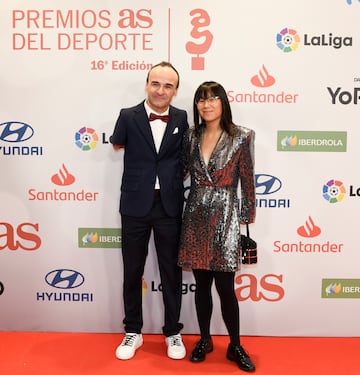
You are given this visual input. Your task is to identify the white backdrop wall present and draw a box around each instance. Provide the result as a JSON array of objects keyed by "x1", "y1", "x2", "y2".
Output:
[{"x1": 1, "y1": 0, "x2": 359, "y2": 337}]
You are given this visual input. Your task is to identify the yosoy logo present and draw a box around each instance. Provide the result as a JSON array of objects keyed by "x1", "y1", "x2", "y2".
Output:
[{"x1": 327, "y1": 87, "x2": 359, "y2": 105}]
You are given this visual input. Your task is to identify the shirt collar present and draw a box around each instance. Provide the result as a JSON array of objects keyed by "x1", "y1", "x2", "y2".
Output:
[{"x1": 144, "y1": 100, "x2": 169, "y2": 117}]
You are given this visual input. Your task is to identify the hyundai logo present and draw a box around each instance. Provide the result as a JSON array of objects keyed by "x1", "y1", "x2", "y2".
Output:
[
  {"x1": 45, "y1": 269, "x2": 85, "y2": 289},
  {"x1": 255, "y1": 174, "x2": 282, "y2": 195},
  {"x1": 0, "y1": 121, "x2": 34, "y2": 142}
]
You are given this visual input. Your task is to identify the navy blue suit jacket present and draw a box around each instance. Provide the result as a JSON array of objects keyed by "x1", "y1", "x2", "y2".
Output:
[{"x1": 111, "y1": 101, "x2": 189, "y2": 217}]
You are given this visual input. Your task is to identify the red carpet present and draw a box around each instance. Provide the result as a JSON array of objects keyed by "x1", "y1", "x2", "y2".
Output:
[{"x1": 1, "y1": 332, "x2": 358, "y2": 375}]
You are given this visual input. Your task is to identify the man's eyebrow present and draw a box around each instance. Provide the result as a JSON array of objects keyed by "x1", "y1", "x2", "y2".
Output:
[{"x1": 151, "y1": 80, "x2": 175, "y2": 87}]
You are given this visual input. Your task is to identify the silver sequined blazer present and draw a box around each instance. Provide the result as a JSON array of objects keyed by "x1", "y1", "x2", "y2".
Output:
[{"x1": 178, "y1": 124, "x2": 256, "y2": 272}]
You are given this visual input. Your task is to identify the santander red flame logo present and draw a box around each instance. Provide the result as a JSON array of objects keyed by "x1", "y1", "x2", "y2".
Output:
[
  {"x1": 297, "y1": 216, "x2": 321, "y2": 238},
  {"x1": 251, "y1": 65, "x2": 276, "y2": 87},
  {"x1": 51, "y1": 164, "x2": 75, "y2": 186},
  {"x1": 185, "y1": 9, "x2": 213, "y2": 70}
]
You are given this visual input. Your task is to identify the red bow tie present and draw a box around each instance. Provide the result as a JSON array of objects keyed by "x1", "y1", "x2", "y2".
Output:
[{"x1": 149, "y1": 113, "x2": 169, "y2": 123}]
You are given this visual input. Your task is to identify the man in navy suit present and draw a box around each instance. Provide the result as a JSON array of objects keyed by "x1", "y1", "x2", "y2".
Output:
[{"x1": 110, "y1": 61, "x2": 189, "y2": 360}]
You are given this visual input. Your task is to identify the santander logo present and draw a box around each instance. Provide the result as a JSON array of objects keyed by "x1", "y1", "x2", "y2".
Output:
[
  {"x1": 273, "y1": 215, "x2": 344, "y2": 254},
  {"x1": 227, "y1": 65, "x2": 299, "y2": 104},
  {"x1": 51, "y1": 164, "x2": 75, "y2": 186},
  {"x1": 27, "y1": 163, "x2": 99, "y2": 202},
  {"x1": 250, "y1": 65, "x2": 276, "y2": 87},
  {"x1": 297, "y1": 216, "x2": 321, "y2": 237}
]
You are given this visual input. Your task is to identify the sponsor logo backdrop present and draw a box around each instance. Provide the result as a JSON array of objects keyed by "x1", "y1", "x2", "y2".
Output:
[{"x1": 1, "y1": 0, "x2": 359, "y2": 336}]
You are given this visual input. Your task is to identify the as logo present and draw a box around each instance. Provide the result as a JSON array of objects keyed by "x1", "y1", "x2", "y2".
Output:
[
  {"x1": 235, "y1": 273, "x2": 284, "y2": 302},
  {"x1": 0, "y1": 222, "x2": 41, "y2": 251}
]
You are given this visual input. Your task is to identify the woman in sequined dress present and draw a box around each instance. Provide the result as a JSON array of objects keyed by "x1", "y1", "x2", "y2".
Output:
[{"x1": 178, "y1": 81, "x2": 256, "y2": 372}]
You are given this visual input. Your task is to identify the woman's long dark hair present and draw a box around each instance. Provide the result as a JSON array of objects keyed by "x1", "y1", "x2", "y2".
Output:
[{"x1": 193, "y1": 81, "x2": 235, "y2": 137}]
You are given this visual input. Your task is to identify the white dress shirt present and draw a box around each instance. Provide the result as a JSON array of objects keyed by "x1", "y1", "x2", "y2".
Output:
[{"x1": 144, "y1": 101, "x2": 169, "y2": 190}]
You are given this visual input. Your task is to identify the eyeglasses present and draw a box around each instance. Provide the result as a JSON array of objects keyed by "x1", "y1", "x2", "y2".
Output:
[{"x1": 196, "y1": 96, "x2": 220, "y2": 105}]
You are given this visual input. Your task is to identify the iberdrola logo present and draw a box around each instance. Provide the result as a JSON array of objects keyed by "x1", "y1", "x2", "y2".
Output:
[
  {"x1": 82, "y1": 232, "x2": 98, "y2": 244},
  {"x1": 281, "y1": 135, "x2": 298, "y2": 147},
  {"x1": 325, "y1": 282, "x2": 341, "y2": 295}
]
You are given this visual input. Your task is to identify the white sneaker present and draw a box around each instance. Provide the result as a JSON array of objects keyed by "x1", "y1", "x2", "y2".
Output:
[
  {"x1": 115, "y1": 333, "x2": 143, "y2": 360},
  {"x1": 165, "y1": 334, "x2": 186, "y2": 359}
]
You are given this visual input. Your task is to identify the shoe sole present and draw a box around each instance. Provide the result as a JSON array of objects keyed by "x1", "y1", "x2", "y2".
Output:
[
  {"x1": 226, "y1": 353, "x2": 256, "y2": 372},
  {"x1": 115, "y1": 339, "x2": 143, "y2": 360},
  {"x1": 190, "y1": 347, "x2": 214, "y2": 362},
  {"x1": 167, "y1": 351, "x2": 186, "y2": 360}
]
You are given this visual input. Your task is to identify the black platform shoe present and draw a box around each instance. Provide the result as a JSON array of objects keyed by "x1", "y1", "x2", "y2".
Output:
[
  {"x1": 226, "y1": 344, "x2": 255, "y2": 372},
  {"x1": 190, "y1": 338, "x2": 213, "y2": 362}
]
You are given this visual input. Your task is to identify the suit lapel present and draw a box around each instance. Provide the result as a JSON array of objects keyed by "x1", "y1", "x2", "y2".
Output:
[
  {"x1": 158, "y1": 107, "x2": 178, "y2": 156},
  {"x1": 134, "y1": 104, "x2": 157, "y2": 153}
]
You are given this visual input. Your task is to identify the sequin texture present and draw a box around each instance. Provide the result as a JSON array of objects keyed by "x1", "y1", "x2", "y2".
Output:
[{"x1": 178, "y1": 125, "x2": 256, "y2": 272}]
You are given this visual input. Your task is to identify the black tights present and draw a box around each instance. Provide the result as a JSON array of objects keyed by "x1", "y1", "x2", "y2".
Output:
[{"x1": 192, "y1": 269, "x2": 240, "y2": 346}]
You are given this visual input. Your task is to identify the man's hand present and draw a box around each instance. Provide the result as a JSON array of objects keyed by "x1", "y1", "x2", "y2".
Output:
[{"x1": 113, "y1": 144, "x2": 124, "y2": 151}]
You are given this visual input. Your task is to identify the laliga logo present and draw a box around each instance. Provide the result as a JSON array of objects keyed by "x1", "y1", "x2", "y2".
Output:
[{"x1": 185, "y1": 9, "x2": 213, "y2": 70}]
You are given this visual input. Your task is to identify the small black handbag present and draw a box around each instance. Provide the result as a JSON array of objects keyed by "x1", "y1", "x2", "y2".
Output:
[{"x1": 241, "y1": 223, "x2": 257, "y2": 264}]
